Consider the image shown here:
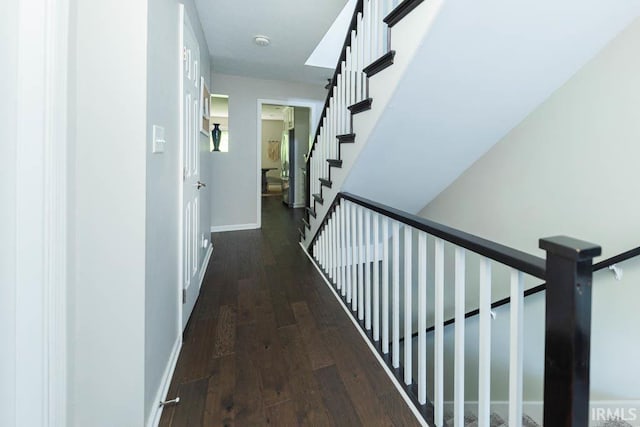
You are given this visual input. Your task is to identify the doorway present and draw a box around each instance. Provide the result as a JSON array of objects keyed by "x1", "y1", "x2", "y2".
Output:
[{"x1": 257, "y1": 101, "x2": 314, "y2": 219}]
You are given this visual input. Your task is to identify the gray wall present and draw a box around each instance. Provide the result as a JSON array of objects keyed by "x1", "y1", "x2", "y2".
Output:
[
  {"x1": 0, "y1": 1, "x2": 18, "y2": 424},
  {"x1": 144, "y1": 0, "x2": 211, "y2": 421},
  {"x1": 418, "y1": 18, "x2": 640, "y2": 401},
  {"x1": 209, "y1": 73, "x2": 325, "y2": 229}
]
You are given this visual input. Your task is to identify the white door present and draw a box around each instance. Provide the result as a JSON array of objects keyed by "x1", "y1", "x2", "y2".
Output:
[{"x1": 181, "y1": 13, "x2": 204, "y2": 329}]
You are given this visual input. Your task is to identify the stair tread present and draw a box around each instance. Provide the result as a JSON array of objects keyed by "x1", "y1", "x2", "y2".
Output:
[
  {"x1": 363, "y1": 50, "x2": 396, "y2": 77},
  {"x1": 312, "y1": 193, "x2": 324, "y2": 204},
  {"x1": 384, "y1": 0, "x2": 424, "y2": 28},
  {"x1": 348, "y1": 98, "x2": 373, "y2": 114},
  {"x1": 327, "y1": 159, "x2": 342, "y2": 168},
  {"x1": 302, "y1": 218, "x2": 310, "y2": 229},
  {"x1": 336, "y1": 133, "x2": 356, "y2": 143},
  {"x1": 306, "y1": 207, "x2": 316, "y2": 218},
  {"x1": 319, "y1": 178, "x2": 332, "y2": 188}
]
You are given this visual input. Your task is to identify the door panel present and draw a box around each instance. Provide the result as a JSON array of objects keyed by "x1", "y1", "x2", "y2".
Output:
[{"x1": 181, "y1": 15, "x2": 202, "y2": 329}]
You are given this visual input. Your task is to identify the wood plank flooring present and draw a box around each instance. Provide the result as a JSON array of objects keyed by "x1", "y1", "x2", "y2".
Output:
[{"x1": 159, "y1": 197, "x2": 420, "y2": 427}]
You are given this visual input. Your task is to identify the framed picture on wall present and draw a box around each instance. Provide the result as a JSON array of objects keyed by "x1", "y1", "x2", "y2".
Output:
[{"x1": 200, "y1": 76, "x2": 210, "y2": 135}]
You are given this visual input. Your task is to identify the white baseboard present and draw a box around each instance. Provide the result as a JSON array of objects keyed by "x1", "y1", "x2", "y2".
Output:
[
  {"x1": 146, "y1": 335, "x2": 182, "y2": 427},
  {"x1": 198, "y1": 244, "x2": 213, "y2": 290},
  {"x1": 299, "y1": 242, "x2": 427, "y2": 427},
  {"x1": 210, "y1": 223, "x2": 259, "y2": 232}
]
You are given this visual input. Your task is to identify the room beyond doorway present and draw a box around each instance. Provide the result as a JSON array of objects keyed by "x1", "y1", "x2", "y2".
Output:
[{"x1": 259, "y1": 103, "x2": 311, "y2": 208}]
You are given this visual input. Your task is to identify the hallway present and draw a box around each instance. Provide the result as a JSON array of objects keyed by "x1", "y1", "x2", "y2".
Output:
[{"x1": 159, "y1": 197, "x2": 419, "y2": 426}]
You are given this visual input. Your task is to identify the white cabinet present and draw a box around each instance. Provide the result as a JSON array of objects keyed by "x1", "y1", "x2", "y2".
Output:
[{"x1": 283, "y1": 106, "x2": 294, "y2": 130}]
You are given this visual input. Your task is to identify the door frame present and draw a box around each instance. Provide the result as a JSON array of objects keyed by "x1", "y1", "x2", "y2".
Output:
[
  {"x1": 12, "y1": 0, "x2": 69, "y2": 425},
  {"x1": 256, "y1": 98, "x2": 319, "y2": 227}
]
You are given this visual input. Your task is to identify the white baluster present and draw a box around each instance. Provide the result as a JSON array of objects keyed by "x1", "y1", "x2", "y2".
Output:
[
  {"x1": 327, "y1": 101, "x2": 333, "y2": 165},
  {"x1": 365, "y1": 209, "x2": 372, "y2": 330},
  {"x1": 323, "y1": 226, "x2": 327, "y2": 272},
  {"x1": 351, "y1": 201, "x2": 358, "y2": 311},
  {"x1": 357, "y1": 12, "x2": 364, "y2": 100},
  {"x1": 454, "y1": 247, "x2": 466, "y2": 427},
  {"x1": 345, "y1": 202, "x2": 352, "y2": 303},
  {"x1": 324, "y1": 225, "x2": 328, "y2": 273},
  {"x1": 331, "y1": 209, "x2": 340, "y2": 284},
  {"x1": 373, "y1": 213, "x2": 380, "y2": 341},
  {"x1": 331, "y1": 88, "x2": 337, "y2": 160},
  {"x1": 340, "y1": 62, "x2": 345, "y2": 134},
  {"x1": 509, "y1": 269, "x2": 524, "y2": 427},
  {"x1": 357, "y1": 205, "x2": 364, "y2": 320},
  {"x1": 365, "y1": 0, "x2": 373, "y2": 72},
  {"x1": 351, "y1": 31, "x2": 357, "y2": 106},
  {"x1": 373, "y1": 0, "x2": 381, "y2": 58},
  {"x1": 404, "y1": 225, "x2": 412, "y2": 385},
  {"x1": 341, "y1": 202, "x2": 347, "y2": 296},
  {"x1": 330, "y1": 218, "x2": 335, "y2": 278},
  {"x1": 392, "y1": 221, "x2": 400, "y2": 368},
  {"x1": 325, "y1": 219, "x2": 330, "y2": 276},
  {"x1": 418, "y1": 231, "x2": 427, "y2": 404},
  {"x1": 434, "y1": 238, "x2": 444, "y2": 426},
  {"x1": 318, "y1": 231, "x2": 323, "y2": 268},
  {"x1": 329, "y1": 214, "x2": 333, "y2": 278},
  {"x1": 382, "y1": 217, "x2": 390, "y2": 354},
  {"x1": 337, "y1": 66, "x2": 341, "y2": 137},
  {"x1": 323, "y1": 114, "x2": 328, "y2": 175},
  {"x1": 384, "y1": 0, "x2": 393, "y2": 52},
  {"x1": 348, "y1": 52, "x2": 353, "y2": 113},
  {"x1": 330, "y1": 215, "x2": 336, "y2": 280},
  {"x1": 335, "y1": 205, "x2": 341, "y2": 290},
  {"x1": 478, "y1": 257, "x2": 492, "y2": 426}
]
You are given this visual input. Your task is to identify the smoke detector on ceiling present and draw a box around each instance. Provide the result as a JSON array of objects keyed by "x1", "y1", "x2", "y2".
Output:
[{"x1": 254, "y1": 35, "x2": 270, "y2": 47}]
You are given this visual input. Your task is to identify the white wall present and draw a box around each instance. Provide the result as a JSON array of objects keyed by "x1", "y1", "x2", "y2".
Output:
[
  {"x1": 0, "y1": 1, "x2": 18, "y2": 425},
  {"x1": 418, "y1": 18, "x2": 640, "y2": 401},
  {"x1": 343, "y1": 0, "x2": 640, "y2": 214},
  {"x1": 209, "y1": 73, "x2": 325, "y2": 229},
  {"x1": 144, "y1": 0, "x2": 211, "y2": 422},
  {"x1": 68, "y1": 0, "x2": 148, "y2": 424}
]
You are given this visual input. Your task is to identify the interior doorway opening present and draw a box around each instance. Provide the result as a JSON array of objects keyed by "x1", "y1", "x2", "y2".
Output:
[{"x1": 259, "y1": 103, "x2": 312, "y2": 208}]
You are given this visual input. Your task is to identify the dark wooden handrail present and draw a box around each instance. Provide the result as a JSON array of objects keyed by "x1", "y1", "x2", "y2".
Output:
[
  {"x1": 310, "y1": 192, "x2": 639, "y2": 340},
  {"x1": 417, "y1": 244, "x2": 640, "y2": 334},
  {"x1": 314, "y1": 192, "x2": 547, "y2": 279}
]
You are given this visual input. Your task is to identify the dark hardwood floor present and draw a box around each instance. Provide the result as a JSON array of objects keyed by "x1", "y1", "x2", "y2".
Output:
[{"x1": 159, "y1": 197, "x2": 420, "y2": 427}]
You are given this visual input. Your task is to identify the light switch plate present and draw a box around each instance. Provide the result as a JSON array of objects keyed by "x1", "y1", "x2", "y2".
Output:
[{"x1": 152, "y1": 125, "x2": 165, "y2": 154}]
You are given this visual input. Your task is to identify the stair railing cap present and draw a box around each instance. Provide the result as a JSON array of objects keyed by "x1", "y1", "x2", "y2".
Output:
[{"x1": 539, "y1": 235, "x2": 602, "y2": 261}]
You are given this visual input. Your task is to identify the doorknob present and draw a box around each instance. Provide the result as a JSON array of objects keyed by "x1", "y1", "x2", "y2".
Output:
[{"x1": 194, "y1": 181, "x2": 206, "y2": 190}]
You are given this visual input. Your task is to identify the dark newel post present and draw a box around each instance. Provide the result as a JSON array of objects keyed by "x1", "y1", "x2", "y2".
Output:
[{"x1": 539, "y1": 236, "x2": 601, "y2": 427}]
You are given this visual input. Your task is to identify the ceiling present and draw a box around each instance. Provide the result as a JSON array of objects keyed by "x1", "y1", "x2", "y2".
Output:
[
  {"x1": 261, "y1": 104, "x2": 285, "y2": 121},
  {"x1": 194, "y1": 0, "x2": 349, "y2": 86}
]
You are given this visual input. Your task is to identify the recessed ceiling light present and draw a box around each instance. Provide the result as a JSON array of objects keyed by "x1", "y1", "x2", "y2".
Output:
[{"x1": 254, "y1": 35, "x2": 270, "y2": 47}]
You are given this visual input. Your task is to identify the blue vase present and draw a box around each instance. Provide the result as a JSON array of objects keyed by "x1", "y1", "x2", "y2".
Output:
[{"x1": 211, "y1": 123, "x2": 221, "y2": 152}]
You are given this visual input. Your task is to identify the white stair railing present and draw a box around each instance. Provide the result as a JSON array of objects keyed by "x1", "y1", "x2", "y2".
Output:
[{"x1": 309, "y1": 192, "x2": 601, "y2": 427}]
